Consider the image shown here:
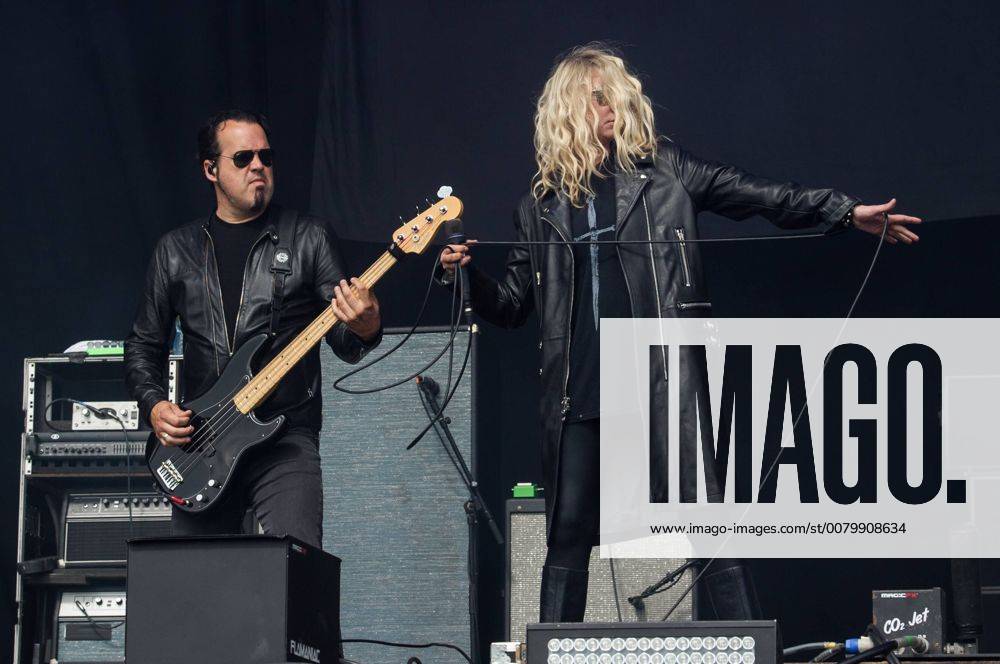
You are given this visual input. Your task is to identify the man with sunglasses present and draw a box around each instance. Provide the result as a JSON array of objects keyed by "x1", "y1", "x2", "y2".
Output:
[{"x1": 125, "y1": 109, "x2": 382, "y2": 548}]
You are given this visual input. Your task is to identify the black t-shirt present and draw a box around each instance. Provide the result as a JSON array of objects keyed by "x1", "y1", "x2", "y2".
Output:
[
  {"x1": 209, "y1": 207, "x2": 270, "y2": 348},
  {"x1": 566, "y1": 171, "x2": 632, "y2": 421}
]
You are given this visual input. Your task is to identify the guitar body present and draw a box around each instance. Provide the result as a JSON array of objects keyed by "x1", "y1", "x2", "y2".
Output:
[{"x1": 146, "y1": 333, "x2": 285, "y2": 513}]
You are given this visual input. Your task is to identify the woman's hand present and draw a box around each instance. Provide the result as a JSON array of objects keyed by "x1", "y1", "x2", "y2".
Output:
[
  {"x1": 852, "y1": 198, "x2": 922, "y2": 245},
  {"x1": 439, "y1": 243, "x2": 472, "y2": 272}
]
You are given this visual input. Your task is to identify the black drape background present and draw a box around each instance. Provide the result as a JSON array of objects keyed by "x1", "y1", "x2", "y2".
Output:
[{"x1": 2, "y1": 1, "x2": 999, "y2": 661}]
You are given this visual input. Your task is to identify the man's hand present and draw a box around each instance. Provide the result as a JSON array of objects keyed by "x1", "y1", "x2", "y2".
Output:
[
  {"x1": 852, "y1": 198, "x2": 922, "y2": 245},
  {"x1": 331, "y1": 278, "x2": 381, "y2": 342},
  {"x1": 439, "y1": 243, "x2": 472, "y2": 273},
  {"x1": 151, "y1": 400, "x2": 193, "y2": 446}
]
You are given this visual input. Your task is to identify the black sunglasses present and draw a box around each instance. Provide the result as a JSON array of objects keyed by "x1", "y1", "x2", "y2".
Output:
[{"x1": 218, "y1": 148, "x2": 274, "y2": 169}]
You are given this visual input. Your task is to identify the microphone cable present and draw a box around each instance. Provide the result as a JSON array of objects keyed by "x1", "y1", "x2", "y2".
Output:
[
  {"x1": 471, "y1": 232, "x2": 828, "y2": 247},
  {"x1": 331, "y1": 252, "x2": 468, "y2": 396}
]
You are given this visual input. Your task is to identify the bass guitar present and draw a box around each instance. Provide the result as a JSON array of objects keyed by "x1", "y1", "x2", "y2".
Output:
[{"x1": 147, "y1": 195, "x2": 463, "y2": 512}]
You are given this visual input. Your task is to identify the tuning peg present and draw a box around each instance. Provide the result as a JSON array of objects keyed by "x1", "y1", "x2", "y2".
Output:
[{"x1": 437, "y1": 185, "x2": 453, "y2": 198}]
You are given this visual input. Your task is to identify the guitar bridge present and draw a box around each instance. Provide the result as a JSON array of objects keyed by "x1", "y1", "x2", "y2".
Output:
[{"x1": 157, "y1": 459, "x2": 183, "y2": 491}]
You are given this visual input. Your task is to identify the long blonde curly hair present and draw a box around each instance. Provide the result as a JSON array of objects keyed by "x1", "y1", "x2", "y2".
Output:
[{"x1": 532, "y1": 43, "x2": 658, "y2": 206}]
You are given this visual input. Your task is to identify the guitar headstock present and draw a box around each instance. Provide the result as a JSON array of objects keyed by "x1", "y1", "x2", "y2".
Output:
[{"x1": 391, "y1": 194, "x2": 463, "y2": 255}]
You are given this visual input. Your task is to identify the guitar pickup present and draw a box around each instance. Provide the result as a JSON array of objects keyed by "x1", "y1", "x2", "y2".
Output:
[{"x1": 156, "y1": 459, "x2": 183, "y2": 491}]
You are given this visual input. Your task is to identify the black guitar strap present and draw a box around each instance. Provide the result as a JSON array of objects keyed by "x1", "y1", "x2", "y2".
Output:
[{"x1": 269, "y1": 208, "x2": 298, "y2": 336}]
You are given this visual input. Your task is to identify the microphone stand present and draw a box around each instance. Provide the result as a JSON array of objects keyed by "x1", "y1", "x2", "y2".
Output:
[
  {"x1": 416, "y1": 375, "x2": 502, "y2": 664},
  {"x1": 415, "y1": 377, "x2": 503, "y2": 546}
]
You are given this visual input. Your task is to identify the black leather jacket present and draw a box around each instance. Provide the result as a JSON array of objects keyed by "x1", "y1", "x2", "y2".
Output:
[
  {"x1": 124, "y1": 205, "x2": 381, "y2": 431},
  {"x1": 467, "y1": 141, "x2": 860, "y2": 534}
]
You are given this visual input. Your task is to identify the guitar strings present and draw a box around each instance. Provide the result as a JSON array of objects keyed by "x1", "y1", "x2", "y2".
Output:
[{"x1": 164, "y1": 382, "x2": 245, "y2": 475}]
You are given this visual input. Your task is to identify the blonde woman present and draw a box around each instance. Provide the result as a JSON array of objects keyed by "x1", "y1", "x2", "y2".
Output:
[{"x1": 441, "y1": 44, "x2": 920, "y2": 622}]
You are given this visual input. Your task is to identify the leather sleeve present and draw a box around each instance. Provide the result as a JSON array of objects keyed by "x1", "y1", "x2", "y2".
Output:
[
  {"x1": 463, "y1": 204, "x2": 536, "y2": 329},
  {"x1": 124, "y1": 238, "x2": 174, "y2": 424},
  {"x1": 312, "y1": 223, "x2": 382, "y2": 363},
  {"x1": 666, "y1": 142, "x2": 860, "y2": 231}
]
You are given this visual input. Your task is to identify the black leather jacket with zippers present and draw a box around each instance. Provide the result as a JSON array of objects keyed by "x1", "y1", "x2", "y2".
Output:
[{"x1": 465, "y1": 141, "x2": 860, "y2": 538}]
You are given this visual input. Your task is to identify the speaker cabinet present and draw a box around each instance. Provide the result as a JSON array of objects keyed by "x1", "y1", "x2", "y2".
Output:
[
  {"x1": 126, "y1": 535, "x2": 340, "y2": 664},
  {"x1": 506, "y1": 499, "x2": 694, "y2": 643},
  {"x1": 319, "y1": 327, "x2": 475, "y2": 663}
]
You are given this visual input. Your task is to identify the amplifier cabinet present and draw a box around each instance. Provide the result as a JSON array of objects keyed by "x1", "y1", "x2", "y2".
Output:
[
  {"x1": 56, "y1": 588, "x2": 126, "y2": 663},
  {"x1": 507, "y1": 499, "x2": 693, "y2": 644},
  {"x1": 318, "y1": 327, "x2": 476, "y2": 664},
  {"x1": 63, "y1": 493, "x2": 172, "y2": 565}
]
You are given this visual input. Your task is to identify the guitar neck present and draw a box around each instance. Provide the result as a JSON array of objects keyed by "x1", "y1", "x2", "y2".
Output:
[{"x1": 233, "y1": 251, "x2": 396, "y2": 414}]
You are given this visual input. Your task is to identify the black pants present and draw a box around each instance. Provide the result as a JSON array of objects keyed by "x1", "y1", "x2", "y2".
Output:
[
  {"x1": 546, "y1": 418, "x2": 600, "y2": 567},
  {"x1": 539, "y1": 419, "x2": 599, "y2": 622},
  {"x1": 171, "y1": 427, "x2": 324, "y2": 548}
]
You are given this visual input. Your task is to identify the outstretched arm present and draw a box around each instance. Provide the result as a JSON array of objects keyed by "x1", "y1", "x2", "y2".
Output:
[{"x1": 666, "y1": 142, "x2": 920, "y2": 242}]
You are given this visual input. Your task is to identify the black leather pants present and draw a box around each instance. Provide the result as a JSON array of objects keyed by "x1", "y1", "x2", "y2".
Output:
[{"x1": 541, "y1": 419, "x2": 599, "y2": 622}]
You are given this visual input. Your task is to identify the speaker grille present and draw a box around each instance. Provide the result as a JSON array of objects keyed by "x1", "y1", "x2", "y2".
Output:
[
  {"x1": 58, "y1": 620, "x2": 126, "y2": 662},
  {"x1": 508, "y1": 501, "x2": 693, "y2": 644},
  {"x1": 65, "y1": 520, "x2": 173, "y2": 564},
  {"x1": 320, "y1": 329, "x2": 474, "y2": 663}
]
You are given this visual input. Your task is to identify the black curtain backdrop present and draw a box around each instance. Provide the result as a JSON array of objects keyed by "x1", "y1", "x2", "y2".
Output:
[{"x1": 2, "y1": 1, "x2": 999, "y2": 662}]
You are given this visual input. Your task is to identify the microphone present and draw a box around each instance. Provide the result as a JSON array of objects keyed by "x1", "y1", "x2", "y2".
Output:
[{"x1": 445, "y1": 229, "x2": 472, "y2": 322}]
